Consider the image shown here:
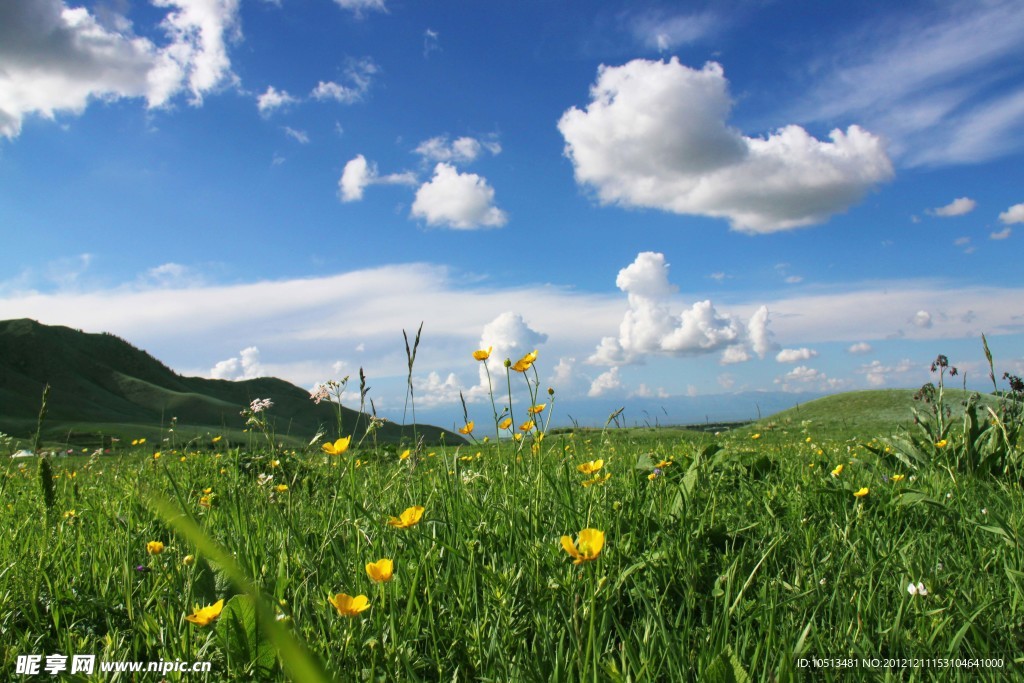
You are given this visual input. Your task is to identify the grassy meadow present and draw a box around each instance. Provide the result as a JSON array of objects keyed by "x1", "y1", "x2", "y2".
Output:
[{"x1": 2, "y1": 346, "x2": 1023, "y2": 681}]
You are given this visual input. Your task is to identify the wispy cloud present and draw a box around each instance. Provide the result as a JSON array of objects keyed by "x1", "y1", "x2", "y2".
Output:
[{"x1": 798, "y1": 0, "x2": 1024, "y2": 166}]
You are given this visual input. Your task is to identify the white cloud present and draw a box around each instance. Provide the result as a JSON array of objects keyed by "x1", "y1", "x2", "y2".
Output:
[
  {"x1": 410, "y1": 163, "x2": 507, "y2": 229},
  {"x1": 413, "y1": 371, "x2": 464, "y2": 408},
  {"x1": 629, "y1": 10, "x2": 719, "y2": 51},
  {"x1": 284, "y1": 126, "x2": 309, "y2": 144},
  {"x1": 558, "y1": 58, "x2": 892, "y2": 233},
  {"x1": 589, "y1": 252, "x2": 768, "y2": 365},
  {"x1": 990, "y1": 227, "x2": 1012, "y2": 240},
  {"x1": 784, "y1": 275, "x2": 803, "y2": 284},
  {"x1": 912, "y1": 310, "x2": 933, "y2": 329},
  {"x1": 776, "y1": 347, "x2": 818, "y2": 363},
  {"x1": 928, "y1": 197, "x2": 976, "y2": 217},
  {"x1": 141, "y1": 262, "x2": 201, "y2": 288},
  {"x1": 211, "y1": 345, "x2": 264, "y2": 380},
  {"x1": 149, "y1": 0, "x2": 241, "y2": 106},
  {"x1": 748, "y1": 306, "x2": 776, "y2": 359},
  {"x1": 423, "y1": 28, "x2": 440, "y2": 58},
  {"x1": 847, "y1": 342, "x2": 872, "y2": 355},
  {"x1": 588, "y1": 368, "x2": 622, "y2": 397},
  {"x1": 414, "y1": 136, "x2": 501, "y2": 164},
  {"x1": 717, "y1": 373, "x2": 735, "y2": 390},
  {"x1": 0, "y1": 0, "x2": 240, "y2": 138},
  {"x1": 311, "y1": 58, "x2": 377, "y2": 104},
  {"x1": 476, "y1": 312, "x2": 548, "y2": 387},
  {"x1": 798, "y1": 1, "x2": 1024, "y2": 166},
  {"x1": 720, "y1": 345, "x2": 750, "y2": 365},
  {"x1": 858, "y1": 359, "x2": 915, "y2": 387},
  {"x1": 334, "y1": 0, "x2": 387, "y2": 16},
  {"x1": 550, "y1": 357, "x2": 576, "y2": 392},
  {"x1": 257, "y1": 86, "x2": 297, "y2": 114},
  {"x1": 774, "y1": 365, "x2": 844, "y2": 393},
  {"x1": 1000, "y1": 203, "x2": 1024, "y2": 224},
  {"x1": 338, "y1": 154, "x2": 417, "y2": 202}
]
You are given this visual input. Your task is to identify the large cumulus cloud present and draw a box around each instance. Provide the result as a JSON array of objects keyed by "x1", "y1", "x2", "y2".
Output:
[{"x1": 558, "y1": 58, "x2": 893, "y2": 233}]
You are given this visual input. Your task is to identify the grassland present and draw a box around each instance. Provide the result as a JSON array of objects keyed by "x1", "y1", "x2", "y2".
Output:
[{"x1": 2, "y1": 362, "x2": 1023, "y2": 682}]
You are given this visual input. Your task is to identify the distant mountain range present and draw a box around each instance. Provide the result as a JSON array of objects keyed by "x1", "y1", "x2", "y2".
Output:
[{"x1": 0, "y1": 318, "x2": 461, "y2": 448}]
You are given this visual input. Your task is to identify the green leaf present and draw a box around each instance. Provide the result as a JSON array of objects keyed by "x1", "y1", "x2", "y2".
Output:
[
  {"x1": 218, "y1": 595, "x2": 277, "y2": 678},
  {"x1": 704, "y1": 645, "x2": 750, "y2": 683}
]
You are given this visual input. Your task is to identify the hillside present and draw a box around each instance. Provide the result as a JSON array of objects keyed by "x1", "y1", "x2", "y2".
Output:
[
  {"x1": 742, "y1": 388, "x2": 1004, "y2": 441},
  {"x1": 0, "y1": 318, "x2": 461, "y2": 447}
]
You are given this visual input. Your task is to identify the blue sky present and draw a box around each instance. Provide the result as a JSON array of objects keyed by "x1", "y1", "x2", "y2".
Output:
[{"x1": 2, "y1": 0, "x2": 1023, "y2": 427}]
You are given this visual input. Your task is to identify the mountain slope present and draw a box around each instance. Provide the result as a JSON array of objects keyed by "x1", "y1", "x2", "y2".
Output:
[{"x1": 0, "y1": 318, "x2": 460, "y2": 447}]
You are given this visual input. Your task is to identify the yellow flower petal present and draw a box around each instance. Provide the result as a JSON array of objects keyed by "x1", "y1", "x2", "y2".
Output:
[
  {"x1": 185, "y1": 599, "x2": 224, "y2": 626},
  {"x1": 328, "y1": 593, "x2": 370, "y2": 617},
  {"x1": 472, "y1": 346, "x2": 492, "y2": 361},
  {"x1": 459, "y1": 421, "x2": 475, "y2": 435},
  {"x1": 387, "y1": 505, "x2": 425, "y2": 529},
  {"x1": 322, "y1": 437, "x2": 351, "y2": 455},
  {"x1": 365, "y1": 559, "x2": 394, "y2": 583}
]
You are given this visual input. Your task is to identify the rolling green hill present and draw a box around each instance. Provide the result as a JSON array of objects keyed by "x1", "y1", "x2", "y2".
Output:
[
  {"x1": 0, "y1": 318, "x2": 461, "y2": 448},
  {"x1": 742, "y1": 388, "x2": 1004, "y2": 441}
]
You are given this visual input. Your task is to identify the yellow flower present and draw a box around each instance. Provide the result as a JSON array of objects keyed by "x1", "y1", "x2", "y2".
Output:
[
  {"x1": 576, "y1": 459, "x2": 604, "y2": 475},
  {"x1": 805, "y1": 437, "x2": 812, "y2": 443},
  {"x1": 459, "y1": 421, "x2": 475, "y2": 435},
  {"x1": 560, "y1": 529, "x2": 605, "y2": 565},
  {"x1": 139, "y1": 438, "x2": 146, "y2": 445},
  {"x1": 199, "y1": 495, "x2": 212, "y2": 508},
  {"x1": 528, "y1": 403, "x2": 547, "y2": 415},
  {"x1": 751, "y1": 433, "x2": 761, "y2": 440},
  {"x1": 511, "y1": 350, "x2": 538, "y2": 372},
  {"x1": 581, "y1": 473, "x2": 611, "y2": 487},
  {"x1": 328, "y1": 593, "x2": 370, "y2": 617},
  {"x1": 935, "y1": 439, "x2": 948, "y2": 449},
  {"x1": 399, "y1": 449, "x2": 411, "y2": 460},
  {"x1": 365, "y1": 559, "x2": 394, "y2": 583},
  {"x1": 647, "y1": 472, "x2": 658, "y2": 481},
  {"x1": 498, "y1": 417, "x2": 513, "y2": 430},
  {"x1": 275, "y1": 484, "x2": 288, "y2": 493},
  {"x1": 831, "y1": 464, "x2": 843, "y2": 478},
  {"x1": 322, "y1": 437, "x2": 351, "y2": 455},
  {"x1": 654, "y1": 460, "x2": 672, "y2": 468},
  {"x1": 212, "y1": 435, "x2": 222, "y2": 443},
  {"x1": 891, "y1": 474, "x2": 905, "y2": 483},
  {"x1": 519, "y1": 419, "x2": 536, "y2": 432},
  {"x1": 513, "y1": 433, "x2": 523, "y2": 442},
  {"x1": 472, "y1": 346, "x2": 492, "y2": 361},
  {"x1": 153, "y1": 452, "x2": 161, "y2": 460},
  {"x1": 185, "y1": 599, "x2": 224, "y2": 627},
  {"x1": 183, "y1": 555, "x2": 195, "y2": 566},
  {"x1": 270, "y1": 460, "x2": 280, "y2": 468},
  {"x1": 146, "y1": 541, "x2": 164, "y2": 555},
  {"x1": 203, "y1": 487, "x2": 213, "y2": 494},
  {"x1": 63, "y1": 509, "x2": 77, "y2": 519},
  {"x1": 854, "y1": 487, "x2": 869, "y2": 498},
  {"x1": 387, "y1": 506, "x2": 425, "y2": 529},
  {"x1": 131, "y1": 439, "x2": 139, "y2": 446}
]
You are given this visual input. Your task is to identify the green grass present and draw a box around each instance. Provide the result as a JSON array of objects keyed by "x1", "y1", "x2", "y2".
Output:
[
  {"x1": 2, "y1": 416, "x2": 1022, "y2": 681},
  {"x1": 735, "y1": 389, "x2": 1003, "y2": 442}
]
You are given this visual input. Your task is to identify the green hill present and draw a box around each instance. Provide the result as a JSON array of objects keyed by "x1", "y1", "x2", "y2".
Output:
[
  {"x1": 0, "y1": 318, "x2": 461, "y2": 448},
  {"x1": 744, "y1": 388, "x2": 1004, "y2": 441}
]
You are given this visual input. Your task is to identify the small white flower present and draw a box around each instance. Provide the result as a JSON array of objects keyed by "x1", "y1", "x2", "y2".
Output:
[
  {"x1": 982, "y1": 508, "x2": 988, "y2": 515},
  {"x1": 819, "y1": 578, "x2": 827, "y2": 586},
  {"x1": 907, "y1": 582, "x2": 928, "y2": 596},
  {"x1": 946, "y1": 492, "x2": 952, "y2": 499}
]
